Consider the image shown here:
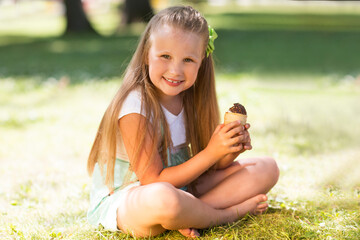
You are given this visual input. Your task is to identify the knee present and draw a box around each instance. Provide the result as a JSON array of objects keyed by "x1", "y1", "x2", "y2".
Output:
[
  {"x1": 145, "y1": 182, "x2": 182, "y2": 220},
  {"x1": 257, "y1": 157, "x2": 280, "y2": 187}
]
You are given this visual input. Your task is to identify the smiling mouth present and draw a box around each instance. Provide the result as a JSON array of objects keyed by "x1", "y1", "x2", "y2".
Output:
[{"x1": 163, "y1": 76, "x2": 184, "y2": 84}]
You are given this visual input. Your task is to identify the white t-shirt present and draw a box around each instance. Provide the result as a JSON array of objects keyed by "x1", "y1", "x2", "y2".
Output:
[{"x1": 116, "y1": 89, "x2": 186, "y2": 160}]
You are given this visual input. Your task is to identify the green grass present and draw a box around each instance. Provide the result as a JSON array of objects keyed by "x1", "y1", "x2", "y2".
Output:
[{"x1": 1, "y1": 1, "x2": 360, "y2": 239}]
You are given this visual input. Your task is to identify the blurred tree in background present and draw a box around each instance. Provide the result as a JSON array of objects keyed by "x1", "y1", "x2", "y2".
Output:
[
  {"x1": 120, "y1": 0, "x2": 153, "y2": 26},
  {"x1": 63, "y1": 0, "x2": 97, "y2": 34},
  {"x1": 61, "y1": 0, "x2": 154, "y2": 35}
]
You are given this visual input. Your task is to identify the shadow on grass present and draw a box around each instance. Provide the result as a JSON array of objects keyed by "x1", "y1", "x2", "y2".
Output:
[
  {"x1": 1, "y1": 24, "x2": 360, "y2": 84},
  {"x1": 206, "y1": 12, "x2": 360, "y2": 32},
  {"x1": 0, "y1": 34, "x2": 139, "y2": 84},
  {"x1": 214, "y1": 28, "x2": 360, "y2": 77}
]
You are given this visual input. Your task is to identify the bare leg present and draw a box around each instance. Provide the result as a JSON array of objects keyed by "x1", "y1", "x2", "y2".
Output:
[
  {"x1": 195, "y1": 156, "x2": 279, "y2": 209},
  {"x1": 116, "y1": 182, "x2": 268, "y2": 238},
  {"x1": 177, "y1": 157, "x2": 278, "y2": 237}
]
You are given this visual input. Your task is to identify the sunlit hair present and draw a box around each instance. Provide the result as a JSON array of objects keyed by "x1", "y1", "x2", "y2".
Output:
[{"x1": 87, "y1": 6, "x2": 219, "y2": 189}]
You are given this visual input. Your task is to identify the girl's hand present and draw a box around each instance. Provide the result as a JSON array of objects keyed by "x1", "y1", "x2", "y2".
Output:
[
  {"x1": 205, "y1": 120, "x2": 246, "y2": 161},
  {"x1": 239, "y1": 123, "x2": 252, "y2": 153},
  {"x1": 210, "y1": 123, "x2": 252, "y2": 170}
]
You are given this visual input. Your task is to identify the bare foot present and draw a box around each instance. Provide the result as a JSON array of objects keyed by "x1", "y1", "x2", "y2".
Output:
[
  {"x1": 251, "y1": 195, "x2": 268, "y2": 215},
  {"x1": 178, "y1": 228, "x2": 200, "y2": 238},
  {"x1": 230, "y1": 194, "x2": 268, "y2": 218}
]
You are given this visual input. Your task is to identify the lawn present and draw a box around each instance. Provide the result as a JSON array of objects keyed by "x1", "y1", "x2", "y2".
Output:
[{"x1": 0, "y1": 1, "x2": 360, "y2": 239}]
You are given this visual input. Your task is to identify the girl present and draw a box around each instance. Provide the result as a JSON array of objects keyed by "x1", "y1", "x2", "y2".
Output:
[{"x1": 87, "y1": 6, "x2": 279, "y2": 238}]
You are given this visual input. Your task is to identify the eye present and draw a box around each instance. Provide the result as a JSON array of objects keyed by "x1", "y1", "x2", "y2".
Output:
[
  {"x1": 184, "y1": 58, "x2": 194, "y2": 63},
  {"x1": 161, "y1": 54, "x2": 170, "y2": 60}
]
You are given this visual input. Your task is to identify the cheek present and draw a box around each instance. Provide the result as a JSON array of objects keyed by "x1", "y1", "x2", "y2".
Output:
[
  {"x1": 185, "y1": 68, "x2": 199, "y2": 85},
  {"x1": 190, "y1": 64, "x2": 201, "y2": 78},
  {"x1": 148, "y1": 58, "x2": 158, "y2": 75},
  {"x1": 149, "y1": 57, "x2": 164, "y2": 71}
]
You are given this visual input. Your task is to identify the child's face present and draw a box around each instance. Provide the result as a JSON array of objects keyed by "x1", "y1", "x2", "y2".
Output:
[{"x1": 148, "y1": 24, "x2": 205, "y2": 102}]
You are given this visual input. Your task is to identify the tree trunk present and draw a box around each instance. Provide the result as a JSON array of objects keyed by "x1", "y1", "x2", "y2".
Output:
[
  {"x1": 63, "y1": 0, "x2": 97, "y2": 34},
  {"x1": 121, "y1": 0, "x2": 154, "y2": 26}
]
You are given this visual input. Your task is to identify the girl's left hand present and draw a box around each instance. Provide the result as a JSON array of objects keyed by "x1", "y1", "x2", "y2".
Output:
[{"x1": 239, "y1": 123, "x2": 252, "y2": 153}]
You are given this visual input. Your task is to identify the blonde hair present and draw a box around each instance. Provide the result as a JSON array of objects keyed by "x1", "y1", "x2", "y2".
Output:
[{"x1": 87, "y1": 6, "x2": 219, "y2": 189}]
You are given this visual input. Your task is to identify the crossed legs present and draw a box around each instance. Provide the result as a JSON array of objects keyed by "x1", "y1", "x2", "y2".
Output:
[
  {"x1": 116, "y1": 157, "x2": 279, "y2": 237},
  {"x1": 195, "y1": 156, "x2": 280, "y2": 209}
]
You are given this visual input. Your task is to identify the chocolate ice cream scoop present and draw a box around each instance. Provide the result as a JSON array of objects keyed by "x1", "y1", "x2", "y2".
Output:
[
  {"x1": 224, "y1": 103, "x2": 247, "y2": 125},
  {"x1": 229, "y1": 103, "x2": 247, "y2": 115}
]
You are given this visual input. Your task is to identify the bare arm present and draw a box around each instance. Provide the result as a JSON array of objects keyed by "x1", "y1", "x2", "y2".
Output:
[{"x1": 119, "y1": 113, "x2": 244, "y2": 188}]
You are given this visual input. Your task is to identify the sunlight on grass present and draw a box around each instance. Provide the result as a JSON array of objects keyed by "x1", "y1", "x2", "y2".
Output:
[
  {"x1": 1, "y1": 74, "x2": 359, "y2": 239},
  {"x1": 1, "y1": 1, "x2": 360, "y2": 239}
]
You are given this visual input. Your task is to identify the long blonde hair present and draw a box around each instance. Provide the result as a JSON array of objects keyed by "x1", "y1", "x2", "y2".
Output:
[{"x1": 87, "y1": 6, "x2": 219, "y2": 189}]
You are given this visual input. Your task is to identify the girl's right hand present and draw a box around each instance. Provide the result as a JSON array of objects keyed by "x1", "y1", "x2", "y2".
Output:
[{"x1": 205, "y1": 120, "x2": 245, "y2": 161}]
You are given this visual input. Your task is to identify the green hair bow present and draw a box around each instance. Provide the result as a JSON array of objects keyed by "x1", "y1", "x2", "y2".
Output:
[{"x1": 206, "y1": 26, "x2": 218, "y2": 57}]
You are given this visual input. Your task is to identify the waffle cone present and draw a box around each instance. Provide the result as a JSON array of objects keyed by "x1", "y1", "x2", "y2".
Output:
[{"x1": 224, "y1": 112, "x2": 247, "y2": 125}]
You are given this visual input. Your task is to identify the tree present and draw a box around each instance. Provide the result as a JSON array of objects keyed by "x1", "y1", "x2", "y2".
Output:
[
  {"x1": 63, "y1": 0, "x2": 97, "y2": 34},
  {"x1": 120, "y1": 0, "x2": 154, "y2": 26}
]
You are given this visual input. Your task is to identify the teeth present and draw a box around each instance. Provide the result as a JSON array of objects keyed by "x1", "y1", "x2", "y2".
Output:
[{"x1": 164, "y1": 77, "x2": 182, "y2": 83}]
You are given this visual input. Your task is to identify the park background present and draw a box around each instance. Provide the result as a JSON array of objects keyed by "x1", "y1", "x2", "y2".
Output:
[{"x1": 0, "y1": 0, "x2": 359, "y2": 239}]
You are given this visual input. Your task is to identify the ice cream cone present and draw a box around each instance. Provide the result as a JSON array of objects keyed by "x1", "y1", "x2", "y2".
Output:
[
  {"x1": 224, "y1": 103, "x2": 247, "y2": 125},
  {"x1": 224, "y1": 112, "x2": 247, "y2": 125}
]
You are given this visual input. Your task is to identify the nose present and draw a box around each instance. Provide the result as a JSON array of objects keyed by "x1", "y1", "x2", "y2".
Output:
[{"x1": 168, "y1": 60, "x2": 183, "y2": 76}]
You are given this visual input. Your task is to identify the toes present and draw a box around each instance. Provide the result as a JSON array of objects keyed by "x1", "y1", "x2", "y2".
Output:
[
  {"x1": 178, "y1": 228, "x2": 191, "y2": 236},
  {"x1": 258, "y1": 194, "x2": 268, "y2": 203},
  {"x1": 253, "y1": 194, "x2": 267, "y2": 204},
  {"x1": 190, "y1": 228, "x2": 200, "y2": 237},
  {"x1": 254, "y1": 208, "x2": 267, "y2": 215},
  {"x1": 257, "y1": 203, "x2": 268, "y2": 209},
  {"x1": 258, "y1": 205, "x2": 268, "y2": 211},
  {"x1": 179, "y1": 228, "x2": 200, "y2": 238},
  {"x1": 250, "y1": 194, "x2": 269, "y2": 215},
  {"x1": 254, "y1": 202, "x2": 268, "y2": 215}
]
